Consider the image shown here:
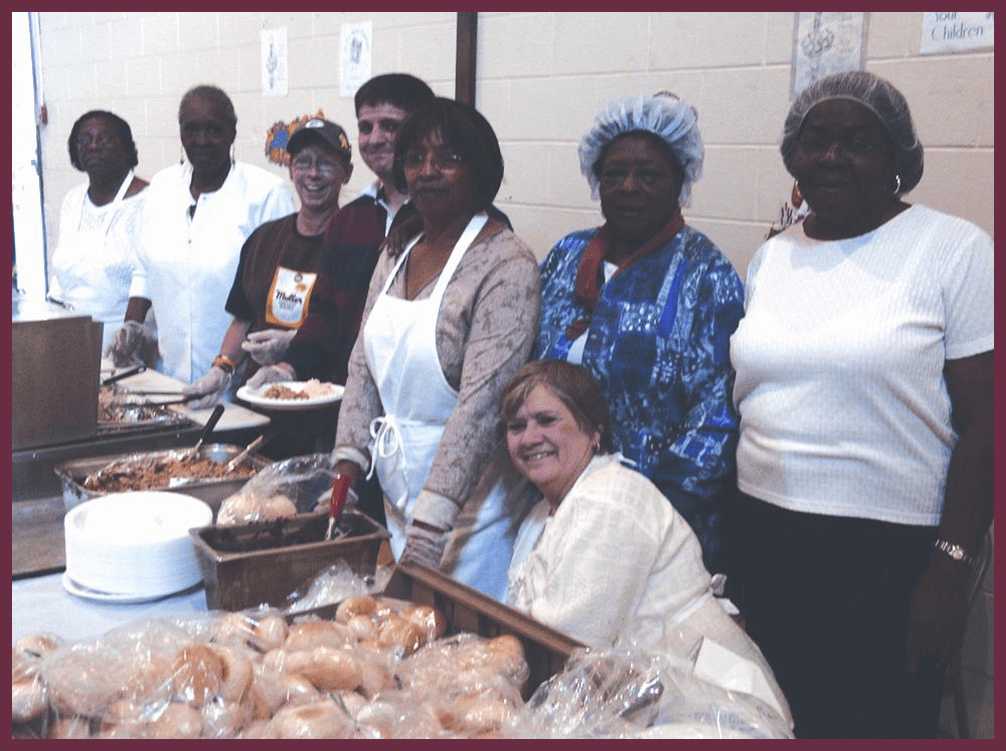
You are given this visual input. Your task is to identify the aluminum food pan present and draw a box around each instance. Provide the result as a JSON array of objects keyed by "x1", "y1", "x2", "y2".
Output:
[
  {"x1": 55, "y1": 443, "x2": 271, "y2": 516},
  {"x1": 96, "y1": 386, "x2": 194, "y2": 432}
]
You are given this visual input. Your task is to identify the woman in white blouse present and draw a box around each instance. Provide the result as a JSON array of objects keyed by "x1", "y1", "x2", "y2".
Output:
[
  {"x1": 50, "y1": 110, "x2": 148, "y2": 352},
  {"x1": 729, "y1": 71, "x2": 993, "y2": 738},
  {"x1": 501, "y1": 360, "x2": 789, "y2": 723}
]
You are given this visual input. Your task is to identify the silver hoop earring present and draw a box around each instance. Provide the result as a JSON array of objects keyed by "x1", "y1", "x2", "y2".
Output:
[
  {"x1": 892, "y1": 174, "x2": 902, "y2": 195},
  {"x1": 230, "y1": 144, "x2": 236, "y2": 166},
  {"x1": 179, "y1": 146, "x2": 185, "y2": 165}
]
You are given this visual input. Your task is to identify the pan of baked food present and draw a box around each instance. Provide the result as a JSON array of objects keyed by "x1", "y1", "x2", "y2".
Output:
[{"x1": 55, "y1": 444, "x2": 271, "y2": 515}]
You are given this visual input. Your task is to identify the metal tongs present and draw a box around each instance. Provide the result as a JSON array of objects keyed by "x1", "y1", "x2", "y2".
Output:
[
  {"x1": 180, "y1": 404, "x2": 226, "y2": 461},
  {"x1": 101, "y1": 365, "x2": 146, "y2": 387},
  {"x1": 325, "y1": 474, "x2": 354, "y2": 540}
]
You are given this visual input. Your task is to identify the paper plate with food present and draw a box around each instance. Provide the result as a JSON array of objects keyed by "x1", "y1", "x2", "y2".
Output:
[{"x1": 236, "y1": 379, "x2": 345, "y2": 411}]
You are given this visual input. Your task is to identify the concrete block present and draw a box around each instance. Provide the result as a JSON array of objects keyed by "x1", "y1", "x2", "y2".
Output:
[
  {"x1": 92, "y1": 12, "x2": 126, "y2": 25},
  {"x1": 868, "y1": 57, "x2": 994, "y2": 147},
  {"x1": 145, "y1": 96, "x2": 180, "y2": 139},
  {"x1": 235, "y1": 43, "x2": 261, "y2": 94},
  {"x1": 368, "y1": 27, "x2": 403, "y2": 73},
  {"x1": 496, "y1": 204, "x2": 600, "y2": 262},
  {"x1": 85, "y1": 21, "x2": 111, "y2": 62},
  {"x1": 159, "y1": 52, "x2": 193, "y2": 99},
  {"x1": 65, "y1": 62, "x2": 98, "y2": 102},
  {"x1": 393, "y1": 22, "x2": 456, "y2": 84},
  {"x1": 764, "y1": 12, "x2": 795, "y2": 64},
  {"x1": 478, "y1": 13, "x2": 556, "y2": 79},
  {"x1": 474, "y1": 79, "x2": 510, "y2": 138},
  {"x1": 908, "y1": 147, "x2": 993, "y2": 236},
  {"x1": 554, "y1": 13, "x2": 650, "y2": 75},
  {"x1": 497, "y1": 143, "x2": 553, "y2": 205},
  {"x1": 177, "y1": 12, "x2": 219, "y2": 52},
  {"x1": 696, "y1": 66, "x2": 790, "y2": 146},
  {"x1": 753, "y1": 148, "x2": 795, "y2": 224},
  {"x1": 591, "y1": 69, "x2": 705, "y2": 107},
  {"x1": 687, "y1": 218, "x2": 766, "y2": 278},
  {"x1": 369, "y1": 12, "x2": 456, "y2": 29},
  {"x1": 501, "y1": 77, "x2": 600, "y2": 142},
  {"x1": 94, "y1": 59, "x2": 128, "y2": 98},
  {"x1": 547, "y1": 142, "x2": 593, "y2": 210},
  {"x1": 125, "y1": 56, "x2": 161, "y2": 98},
  {"x1": 198, "y1": 48, "x2": 240, "y2": 93},
  {"x1": 222, "y1": 12, "x2": 265, "y2": 46},
  {"x1": 142, "y1": 13, "x2": 179, "y2": 57},
  {"x1": 867, "y1": 12, "x2": 917, "y2": 59},
  {"x1": 690, "y1": 146, "x2": 762, "y2": 221},
  {"x1": 263, "y1": 12, "x2": 315, "y2": 40},
  {"x1": 290, "y1": 36, "x2": 342, "y2": 90},
  {"x1": 40, "y1": 25, "x2": 82, "y2": 69},
  {"x1": 106, "y1": 17, "x2": 145, "y2": 59},
  {"x1": 650, "y1": 12, "x2": 769, "y2": 69},
  {"x1": 229, "y1": 92, "x2": 264, "y2": 137},
  {"x1": 38, "y1": 12, "x2": 73, "y2": 32}
]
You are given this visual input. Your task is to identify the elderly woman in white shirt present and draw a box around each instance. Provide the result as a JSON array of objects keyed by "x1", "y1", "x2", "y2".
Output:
[
  {"x1": 502, "y1": 360, "x2": 789, "y2": 723},
  {"x1": 109, "y1": 85, "x2": 294, "y2": 383},
  {"x1": 50, "y1": 110, "x2": 148, "y2": 352}
]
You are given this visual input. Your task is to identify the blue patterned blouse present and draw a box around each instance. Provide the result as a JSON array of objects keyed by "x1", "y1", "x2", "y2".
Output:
[{"x1": 535, "y1": 225, "x2": 744, "y2": 572}]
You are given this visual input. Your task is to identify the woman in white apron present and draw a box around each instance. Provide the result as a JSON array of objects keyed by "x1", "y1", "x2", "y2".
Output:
[
  {"x1": 49, "y1": 111, "x2": 148, "y2": 353},
  {"x1": 332, "y1": 98, "x2": 540, "y2": 601},
  {"x1": 183, "y1": 119, "x2": 354, "y2": 411}
]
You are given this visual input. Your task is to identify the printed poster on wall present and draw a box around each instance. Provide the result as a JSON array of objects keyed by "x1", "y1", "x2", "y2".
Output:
[
  {"x1": 261, "y1": 27, "x2": 289, "y2": 97},
  {"x1": 920, "y1": 12, "x2": 994, "y2": 54},
  {"x1": 791, "y1": 12, "x2": 867, "y2": 99},
  {"x1": 340, "y1": 22, "x2": 373, "y2": 97}
]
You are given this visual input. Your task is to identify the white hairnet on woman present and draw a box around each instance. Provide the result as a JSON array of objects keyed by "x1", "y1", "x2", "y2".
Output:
[
  {"x1": 781, "y1": 70, "x2": 924, "y2": 194},
  {"x1": 578, "y1": 93, "x2": 704, "y2": 205}
]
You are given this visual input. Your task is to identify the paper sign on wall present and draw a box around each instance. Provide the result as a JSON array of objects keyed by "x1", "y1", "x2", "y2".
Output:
[
  {"x1": 261, "y1": 27, "x2": 288, "y2": 97},
  {"x1": 920, "y1": 12, "x2": 994, "y2": 55},
  {"x1": 791, "y1": 12, "x2": 867, "y2": 99},
  {"x1": 340, "y1": 22, "x2": 372, "y2": 97}
]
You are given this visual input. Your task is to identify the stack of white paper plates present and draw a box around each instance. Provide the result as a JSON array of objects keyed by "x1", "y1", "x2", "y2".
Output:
[{"x1": 64, "y1": 491, "x2": 212, "y2": 599}]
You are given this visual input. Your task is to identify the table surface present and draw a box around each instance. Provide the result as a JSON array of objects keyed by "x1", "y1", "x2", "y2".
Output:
[{"x1": 12, "y1": 571, "x2": 210, "y2": 645}]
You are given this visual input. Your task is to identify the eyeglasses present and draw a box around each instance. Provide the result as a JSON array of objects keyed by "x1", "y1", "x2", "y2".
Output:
[
  {"x1": 290, "y1": 155, "x2": 344, "y2": 177},
  {"x1": 402, "y1": 148, "x2": 466, "y2": 171}
]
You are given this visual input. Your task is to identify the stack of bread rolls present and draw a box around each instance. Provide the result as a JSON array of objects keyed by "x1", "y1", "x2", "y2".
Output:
[{"x1": 12, "y1": 595, "x2": 530, "y2": 739}]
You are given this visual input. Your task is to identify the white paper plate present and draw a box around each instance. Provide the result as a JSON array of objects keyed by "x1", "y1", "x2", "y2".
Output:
[
  {"x1": 61, "y1": 573, "x2": 194, "y2": 605},
  {"x1": 236, "y1": 381, "x2": 344, "y2": 412},
  {"x1": 64, "y1": 491, "x2": 211, "y2": 597}
]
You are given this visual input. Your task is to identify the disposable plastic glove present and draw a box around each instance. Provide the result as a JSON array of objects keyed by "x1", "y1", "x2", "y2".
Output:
[
  {"x1": 400, "y1": 522, "x2": 449, "y2": 569},
  {"x1": 246, "y1": 362, "x2": 297, "y2": 390},
  {"x1": 106, "y1": 320, "x2": 154, "y2": 367},
  {"x1": 182, "y1": 366, "x2": 231, "y2": 410},
  {"x1": 241, "y1": 328, "x2": 298, "y2": 366}
]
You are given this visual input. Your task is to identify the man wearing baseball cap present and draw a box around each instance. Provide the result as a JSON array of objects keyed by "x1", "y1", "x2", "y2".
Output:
[{"x1": 183, "y1": 117, "x2": 354, "y2": 408}]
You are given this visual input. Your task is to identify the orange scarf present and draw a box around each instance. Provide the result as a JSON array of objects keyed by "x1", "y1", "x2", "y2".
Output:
[{"x1": 565, "y1": 211, "x2": 685, "y2": 341}]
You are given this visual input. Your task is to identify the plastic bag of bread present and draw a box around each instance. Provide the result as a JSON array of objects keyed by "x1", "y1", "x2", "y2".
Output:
[
  {"x1": 504, "y1": 645, "x2": 793, "y2": 739},
  {"x1": 217, "y1": 453, "x2": 349, "y2": 526},
  {"x1": 283, "y1": 559, "x2": 372, "y2": 615}
]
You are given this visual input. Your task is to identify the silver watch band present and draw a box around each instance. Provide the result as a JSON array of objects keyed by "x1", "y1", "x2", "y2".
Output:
[{"x1": 933, "y1": 538, "x2": 977, "y2": 568}]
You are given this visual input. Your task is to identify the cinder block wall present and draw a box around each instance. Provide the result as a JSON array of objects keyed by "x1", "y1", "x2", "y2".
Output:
[{"x1": 32, "y1": 12, "x2": 994, "y2": 737}]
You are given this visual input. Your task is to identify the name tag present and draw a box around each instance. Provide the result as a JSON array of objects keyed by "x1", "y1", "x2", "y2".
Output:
[{"x1": 265, "y1": 266, "x2": 318, "y2": 327}]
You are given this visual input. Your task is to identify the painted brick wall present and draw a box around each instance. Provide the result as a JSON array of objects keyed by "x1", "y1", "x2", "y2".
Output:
[{"x1": 32, "y1": 13, "x2": 994, "y2": 737}]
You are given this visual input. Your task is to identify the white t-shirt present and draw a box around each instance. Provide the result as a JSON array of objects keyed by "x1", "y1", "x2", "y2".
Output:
[
  {"x1": 731, "y1": 205, "x2": 994, "y2": 525},
  {"x1": 130, "y1": 162, "x2": 295, "y2": 383}
]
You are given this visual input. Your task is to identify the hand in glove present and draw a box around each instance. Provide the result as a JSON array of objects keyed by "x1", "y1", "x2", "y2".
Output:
[
  {"x1": 246, "y1": 362, "x2": 297, "y2": 391},
  {"x1": 182, "y1": 366, "x2": 231, "y2": 410},
  {"x1": 241, "y1": 328, "x2": 298, "y2": 366},
  {"x1": 106, "y1": 320, "x2": 154, "y2": 367},
  {"x1": 399, "y1": 521, "x2": 449, "y2": 569}
]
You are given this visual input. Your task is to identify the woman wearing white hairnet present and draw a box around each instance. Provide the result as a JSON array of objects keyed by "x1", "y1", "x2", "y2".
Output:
[
  {"x1": 534, "y1": 93, "x2": 744, "y2": 578},
  {"x1": 730, "y1": 71, "x2": 993, "y2": 737}
]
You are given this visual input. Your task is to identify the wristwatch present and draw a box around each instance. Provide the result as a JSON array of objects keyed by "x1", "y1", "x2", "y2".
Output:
[{"x1": 933, "y1": 538, "x2": 977, "y2": 569}]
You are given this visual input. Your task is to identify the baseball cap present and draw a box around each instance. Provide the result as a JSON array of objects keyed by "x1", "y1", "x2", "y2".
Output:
[{"x1": 287, "y1": 118, "x2": 352, "y2": 163}]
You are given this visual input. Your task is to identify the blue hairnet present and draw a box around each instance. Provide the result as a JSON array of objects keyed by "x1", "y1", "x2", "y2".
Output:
[
  {"x1": 781, "y1": 71, "x2": 924, "y2": 194},
  {"x1": 578, "y1": 94, "x2": 704, "y2": 206}
]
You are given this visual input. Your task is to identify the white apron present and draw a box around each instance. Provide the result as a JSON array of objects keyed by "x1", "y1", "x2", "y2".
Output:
[
  {"x1": 363, "y1": 212, "x2": 523, "y2": 601},
  {"x1": 50, "y1": 171, "x2": 136, "y2": 351}
]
